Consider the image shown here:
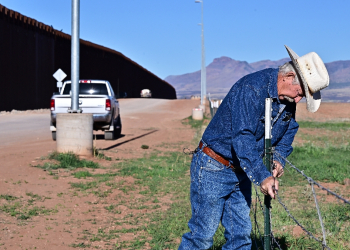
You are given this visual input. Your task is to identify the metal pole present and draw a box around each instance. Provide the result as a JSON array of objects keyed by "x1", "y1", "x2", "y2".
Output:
[
  {"x1": 200, "y1": 0, "x2": 206, "y2": 105},
  {"x1": 71, "y1": 0, "x2": 80, "y2": 112},
  {"x1": 264, "y1": 98, "x2": 272, "y2": 250}
]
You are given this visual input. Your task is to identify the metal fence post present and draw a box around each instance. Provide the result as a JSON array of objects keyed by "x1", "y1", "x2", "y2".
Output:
[
  {"x1": 264, "y1": 98, "x2": 272, "y2": 249},
  {"x1": 71, "y1": 0, "x2": 80, "y2": 112}
]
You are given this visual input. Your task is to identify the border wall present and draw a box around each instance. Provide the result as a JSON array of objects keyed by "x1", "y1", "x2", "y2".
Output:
[{"x1": 0, "y1": 5, "x2": 176, "y2": 111}]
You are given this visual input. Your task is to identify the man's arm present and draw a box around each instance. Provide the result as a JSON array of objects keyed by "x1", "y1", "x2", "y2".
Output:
[
  {"x1": 228, "y1": 85, "x2": 271, "y2": 186},
  {"x1": 273, "y1": 117, "x2": 299, "y2": 167}
]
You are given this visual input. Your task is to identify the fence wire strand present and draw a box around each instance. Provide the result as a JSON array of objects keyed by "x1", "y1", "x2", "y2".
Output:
[
  {"x1": 270, "y1": 151, "x2": 350, "y2": 250},
  {"x1": 309, "y1": 178, "x2": 327, "y2": 247},
  {"x1": 250, "y1": 150, "x2": 350, "y2": 249},
  {"x1": 274, "y1": 151, "x2": 350, "y2": 205},
  {"x1": 275, "y1": 191, "x2": 332, "y2": 250},
  {"x1": 252, "y1": 185, "x2": 264, "y2": 249}
]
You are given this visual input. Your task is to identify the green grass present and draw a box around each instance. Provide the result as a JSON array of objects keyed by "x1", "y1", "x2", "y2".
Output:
[
  {"x1": 181, "y1": 115, "x2": 210, "y2": 129},
  {"x1": 34, "y1": 152, "x2": 99, "y2": 171},
  {"x1": 115, "y1": 152, "x2": 192, "y2": 195},
  {"x1": 298, "y1": 121, "x2": 350, "y2": 131},
  {"x1": 106, "y1": 120, "x2": 350, "y2": 249},
  {"x1": 281, "y1": 144, "x2": 350, "y2": 186},
  {"x1": 94, "y1": 148, "x2": 112, "y2": 161},
  {"x1": 0, "y1": 194, "x2": 18, "y2": 201},
  {"x1": 25, "y1": 120, "x2": 349, "y2": 249},
  {"x1": 294, "y1": 120, "x2": 350, "y2": 147},
  {"x1": 0, "y1": 202, "x2": 58, "y2": 220},
  {"x1": 73, "y1": 171, "x2": 93, "y2": 179}
]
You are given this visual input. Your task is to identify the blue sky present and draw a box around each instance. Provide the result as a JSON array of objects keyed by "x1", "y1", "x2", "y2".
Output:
[{"x1": 1, "y1": 0, "x2": 349, "y2": 79}]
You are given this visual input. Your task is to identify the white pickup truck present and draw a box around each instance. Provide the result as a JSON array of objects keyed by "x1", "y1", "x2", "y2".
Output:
[{"x1": 50, "y1": 80, "x2": 121, "y2": 141}]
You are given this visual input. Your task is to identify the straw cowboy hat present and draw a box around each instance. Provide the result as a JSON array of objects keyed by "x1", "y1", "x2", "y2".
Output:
[{"x1": 285, "y1": 45, "x2": 329, "y2": 112}]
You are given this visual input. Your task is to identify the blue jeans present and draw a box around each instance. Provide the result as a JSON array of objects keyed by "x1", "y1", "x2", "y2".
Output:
[{"x1": 179, "y1": 146, "x2": 252, "y2": 250}]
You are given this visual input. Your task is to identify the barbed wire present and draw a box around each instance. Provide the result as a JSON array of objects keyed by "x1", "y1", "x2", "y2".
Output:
[
  {"x1": 250, "y1": 149, "x2": 350, "y2": 249},
  {"x1": 252, "y1": 185, "x2": 264, "y2": 249},
  {"x1": 270, "y1": 231, "x2": 283, "y2": 250},
  {"x1": 274, "y1": 190, "x2": 332, "y2": 250},
  {"x1": 309, "y1": 179, "x2": 327, "y2": 247},
  {"x1": 274, "y1": 151, "x2": 350, "y2": 205},
  {"x1": 270, "y1": 151, "x2": 350, "y2": 250},
  {"x1": 253, "y1": 184, "x2": 284, "y2": 250}
]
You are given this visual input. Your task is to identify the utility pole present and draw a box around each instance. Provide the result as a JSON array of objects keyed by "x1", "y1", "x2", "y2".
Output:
[
  {"x1": 195, "y1": 0, "x2": 206, "y2": 105},
  {"x1": 56, "y1": 0, "x2": 93, "y2": 157},
  {"x1": 70, "y1": 0, "x2": 80, "y2": 112}
]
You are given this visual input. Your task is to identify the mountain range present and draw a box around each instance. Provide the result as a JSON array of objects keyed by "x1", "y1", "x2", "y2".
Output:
[{"x1": 165, "y1": 56, "x2": 350, "y2": 102}]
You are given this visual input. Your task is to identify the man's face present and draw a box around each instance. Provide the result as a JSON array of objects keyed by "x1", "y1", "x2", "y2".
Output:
[{"x1": 278, "y1": 72, "x2": 305, "y2": 103}]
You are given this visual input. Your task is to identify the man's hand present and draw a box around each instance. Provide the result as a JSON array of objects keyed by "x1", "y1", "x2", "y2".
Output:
[
  {"x1": 260, "y1": 176, "x2": 278, "y2": 199},
  {"x1": 272, "y1": 161, "x2": 284, "y2": 178}
]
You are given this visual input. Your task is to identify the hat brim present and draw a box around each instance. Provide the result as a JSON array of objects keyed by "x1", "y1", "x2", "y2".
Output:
[{"x1": 285, "y1": 45, "x2": 321, "y2": 113}]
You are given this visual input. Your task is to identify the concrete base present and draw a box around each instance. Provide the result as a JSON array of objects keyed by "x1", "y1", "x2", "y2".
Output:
[
  {"x1": 198, "y1": 104, "x2": 206, "y2": 113},
  {"x1": 56, "y1": 113, "x2": 93, "y2": 156},
  {"x1": 192, "y1": 108, "x2": 203, "y2": 120}
]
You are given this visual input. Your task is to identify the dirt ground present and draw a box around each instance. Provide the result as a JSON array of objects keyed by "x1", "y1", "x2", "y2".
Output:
[
  {"x1": 0, "y1": 99, "x2": 201, "y2": 249},
  {"x1": 296, "y1": 102, "x2": 350, "y2": 122},
  {"x1": 0, "y1": 100, "x2": 349, "y2": 249}
]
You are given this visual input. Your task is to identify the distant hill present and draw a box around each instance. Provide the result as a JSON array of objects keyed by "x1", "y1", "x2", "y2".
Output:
[{"x1": 165, "y1": 57, "x2": 350, "y2": 102}]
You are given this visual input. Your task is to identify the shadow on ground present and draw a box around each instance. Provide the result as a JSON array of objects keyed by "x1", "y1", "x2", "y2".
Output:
[{"x1": 101, "y1": 130, "x2": 158, "y2": 150}]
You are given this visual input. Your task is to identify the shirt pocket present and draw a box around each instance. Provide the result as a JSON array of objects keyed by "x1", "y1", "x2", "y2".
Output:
[
  {"x1": 272, "y1": 112, "x2": 291, "y2": 140},
  {"x1": 281, "y1": 112, "x2": 292, "y2": 123}
]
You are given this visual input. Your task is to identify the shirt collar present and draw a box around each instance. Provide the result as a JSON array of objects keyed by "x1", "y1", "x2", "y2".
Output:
[{"x1": 268, "y1": 68, "x2": 280, "y2": 103}]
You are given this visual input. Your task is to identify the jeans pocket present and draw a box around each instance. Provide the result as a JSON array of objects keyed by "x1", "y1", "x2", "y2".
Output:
[{"x1": 202, "y1": 158, "x2": 225, "y2": 172}]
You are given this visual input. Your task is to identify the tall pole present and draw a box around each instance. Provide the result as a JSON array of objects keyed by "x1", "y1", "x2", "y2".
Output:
[
  {"x1": 200, "y1": 0, "x2": 206, "y2": 105},
  {"x1": 196, "y1": 0, "x2": 206, "y2": 105},
  {"x1": 264, "y1": 98, "x2": 272, "y2": 250},
  {"x1": 71, "y1": 0, "x2": 80, "y2": 112}
]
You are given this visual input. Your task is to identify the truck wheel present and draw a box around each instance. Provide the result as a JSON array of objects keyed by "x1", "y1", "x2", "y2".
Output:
[
  {"x1": 52, "y1": 131, "x2": 56, "y2": 141},
  {"x1": 104, "y1": 131, "x2": 114, "y2": 140},
  {"x1": 114, "y1": 115, "x2": 122, "y2": 137}
]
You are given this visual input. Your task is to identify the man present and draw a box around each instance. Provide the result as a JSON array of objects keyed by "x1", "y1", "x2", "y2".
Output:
[{"x1": 178, "y1": 46, "x2": 329, "y2": 250}]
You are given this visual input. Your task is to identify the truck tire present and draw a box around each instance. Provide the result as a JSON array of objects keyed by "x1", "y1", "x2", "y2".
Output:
[
  {"x1": 114, "y1": 115, "x2": 122, "y2": 137},
  {"x1": 52, "y1": 131, "x2": 56, "y2": 141}
]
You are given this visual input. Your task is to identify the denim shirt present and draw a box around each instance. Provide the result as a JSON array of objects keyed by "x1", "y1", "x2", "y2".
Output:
[{"x1": 202, "y1": 68, "x2": 299, "y2": 186}]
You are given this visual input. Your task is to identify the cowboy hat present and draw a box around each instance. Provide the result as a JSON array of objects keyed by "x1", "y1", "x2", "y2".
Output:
[{"x1": 285, "y1": 45, "x2": 329, "y2": 112}]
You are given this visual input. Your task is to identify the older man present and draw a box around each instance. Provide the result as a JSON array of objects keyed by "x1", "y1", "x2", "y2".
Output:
[{"x1": 178, "y1": 46, "x2": 329, "y2": 250}]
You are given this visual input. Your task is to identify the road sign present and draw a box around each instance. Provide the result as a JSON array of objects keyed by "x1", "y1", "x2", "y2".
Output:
[
  {"x1": 57, "y1": 82, "x2": 63, "y2": 88},
  {"x1": 53, "y1": 69, "x2": 67, "y2": 82}
]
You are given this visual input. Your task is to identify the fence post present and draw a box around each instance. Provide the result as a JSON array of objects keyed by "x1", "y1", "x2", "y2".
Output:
[{"x1": 264, "y1": 98, "x2": 272, "y2": 249}]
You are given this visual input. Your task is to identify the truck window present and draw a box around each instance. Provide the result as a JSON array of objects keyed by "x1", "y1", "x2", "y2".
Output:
[{"x1": 62, "y1": 83, "x2": 108, "y2": 95}]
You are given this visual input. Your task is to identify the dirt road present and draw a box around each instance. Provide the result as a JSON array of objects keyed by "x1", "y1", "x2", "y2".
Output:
[{"x1": 0, "y1": 98, "x2": 200, "y2": 177}]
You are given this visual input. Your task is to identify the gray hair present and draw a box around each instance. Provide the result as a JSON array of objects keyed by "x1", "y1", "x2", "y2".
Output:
[{"x1": 278, "y1": 61, "x2": 300, "y2": 85}]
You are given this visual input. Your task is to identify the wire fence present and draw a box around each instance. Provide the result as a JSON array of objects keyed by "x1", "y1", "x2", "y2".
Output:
[{"x1": 250, "y1": 150, "x2": 350, "y2": 250}]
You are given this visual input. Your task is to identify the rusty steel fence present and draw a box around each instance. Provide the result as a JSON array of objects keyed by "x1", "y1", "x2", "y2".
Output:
[{"x1": 0, "y1": 4, "x2": 176, "y2": 111}]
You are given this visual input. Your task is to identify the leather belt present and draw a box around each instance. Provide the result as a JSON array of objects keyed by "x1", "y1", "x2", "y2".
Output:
[{"x1": 198, "y1": 141, "x2": 244, "y2": 173}]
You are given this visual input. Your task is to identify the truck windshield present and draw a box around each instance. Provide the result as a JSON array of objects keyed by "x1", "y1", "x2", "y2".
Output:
[{"x1": 62, "y1": 83, "x2": 108, "y2": 95}]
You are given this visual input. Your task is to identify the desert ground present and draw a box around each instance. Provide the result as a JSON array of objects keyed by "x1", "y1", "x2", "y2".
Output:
[{"x1": 0, "y1": 100, "x2": 349, "y2": 249}]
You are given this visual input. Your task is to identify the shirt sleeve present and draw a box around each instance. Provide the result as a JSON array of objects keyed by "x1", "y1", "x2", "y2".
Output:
[
  {"x1": 228, "y1": 85, "x2": 271, "y2": 186},
  {"x1": 273, "y1": 118, "x2": 299, "y2": 167}
]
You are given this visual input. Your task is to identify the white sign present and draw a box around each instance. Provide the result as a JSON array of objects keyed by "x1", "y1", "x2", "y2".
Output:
[
  {"x1": 53, "y1": 69, "x2": 67, "y2": 82},
  {"x1": 57, "y1": 82, "x2": 63, "y2": 88}
]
